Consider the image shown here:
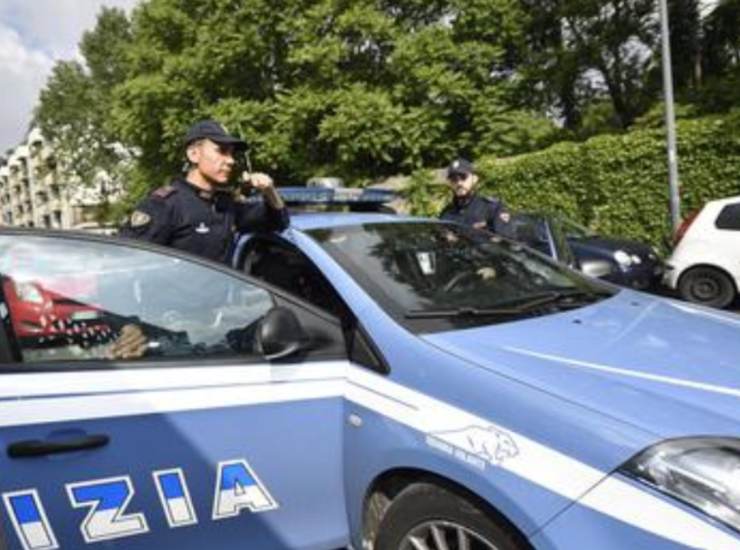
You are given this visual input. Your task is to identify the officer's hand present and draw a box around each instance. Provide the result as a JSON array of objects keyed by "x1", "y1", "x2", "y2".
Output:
[
  {"x1": 243, "y1": 172, "x2": 285, "y2": 209},
  {"x1": 242, "y1": 172, "x2": 274, "y2": 191},
  {"x1": 108, "y1": 324, "x2": 148, "y2": 360},
  {"x1": 443, "y1": 231, "x2": 459, "y2": 244},
  {"x1": 477, "y1": 267, "x2": 497, "y2": 280}
]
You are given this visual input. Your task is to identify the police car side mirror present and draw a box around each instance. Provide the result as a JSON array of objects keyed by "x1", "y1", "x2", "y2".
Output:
[
  {"x1": 580, "y1": 259, "x2": 613, "y2": 279},
  {"x1": 255, "y1": 307, "x2": 310, "y2": 361}
]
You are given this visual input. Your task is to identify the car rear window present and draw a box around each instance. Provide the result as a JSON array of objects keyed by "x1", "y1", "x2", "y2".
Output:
[{"x1": 715, "y1": 203, "x2": 740, "y2": 230}]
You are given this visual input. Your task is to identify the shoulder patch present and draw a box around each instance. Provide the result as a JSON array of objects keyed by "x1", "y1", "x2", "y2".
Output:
[
  {"x1": 130, "y1": 210, "x2": 151, "y2": 228},
  {"x1": 151, "y1": 185, "x2": 176, "y2": 199}
]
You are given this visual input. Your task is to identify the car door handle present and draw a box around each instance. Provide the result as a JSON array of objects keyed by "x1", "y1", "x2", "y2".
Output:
[{"x1": 7, "y1": 434, "x2": 110, "y2": 458}]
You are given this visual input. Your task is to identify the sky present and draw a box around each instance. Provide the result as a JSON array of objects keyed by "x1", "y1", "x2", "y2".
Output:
[{"x1": 0, "y1": 0, "x2": 139, "y2": 154}]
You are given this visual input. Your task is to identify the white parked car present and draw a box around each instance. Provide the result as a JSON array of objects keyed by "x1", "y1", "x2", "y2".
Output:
[{"x1": 665, "y1": 195, "x2": 740, "y2": 308}]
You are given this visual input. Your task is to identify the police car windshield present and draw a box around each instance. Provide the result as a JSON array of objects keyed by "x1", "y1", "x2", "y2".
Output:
[{"x1": 308, "y1": 222, "x2": 613, "y2": 330}]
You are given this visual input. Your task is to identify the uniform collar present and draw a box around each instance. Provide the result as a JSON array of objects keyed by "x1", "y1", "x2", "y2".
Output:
[
  {"x1": 453, "y1": 193, "x2": 477, "y2": 209},
  {"x1": 176, "y1": 178, "x2": 215, "y2": 202}
]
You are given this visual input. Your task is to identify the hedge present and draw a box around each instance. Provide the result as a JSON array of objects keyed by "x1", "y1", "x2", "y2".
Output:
[{"x1": 404, "y1": 110, "x2": 740, "y2": 248}]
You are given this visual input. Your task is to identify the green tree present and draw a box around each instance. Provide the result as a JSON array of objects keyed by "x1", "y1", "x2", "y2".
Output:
[
  {"x1": 667, "y1": 0, "x2": 701, "y2": 91},
  {"x1": 37, "y1": 0, "x2": 558, "y2": 202},
  {"x1": 702, "y1": 0, "x2": 740, "y2": 78},
  {"x1": 559, "y1": 0, "x2": 660, "y2": 129},
  {"x1": 34, "y1": 8, "x2": 132, "y2": 186},
  {"x1": 672, "y1": 0, "x2": 740, "y2": 114},
  {"x1": 519, "y1": 0, "x2": 590, "y2": 131},
  {"x1": 520, "y1": 0, "x2": 665, "y2": 132}
]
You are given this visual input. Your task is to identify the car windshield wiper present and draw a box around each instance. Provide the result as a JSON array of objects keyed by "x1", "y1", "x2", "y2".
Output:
[
  {"x1": 405, "y1": 289, "x2": 612, "y2": 319},
  {"x1": 406, "y1": 292, "x2": 563, "y2": 319},
  {"x1": 537, "y1": 288, "x2": 613, "y2": 303},
  {"x1": 405, "y1": 306, "x2": 529, "y2": 319},
  {"x1": 503, "y1": 288, "x2": 612, "y2": 309}
]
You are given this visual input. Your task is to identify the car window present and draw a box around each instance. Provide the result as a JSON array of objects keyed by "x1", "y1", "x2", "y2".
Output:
[
  {"x1": 309, "y1": 222, "x2": 613, "y2": 331},
  {"x1": 547, "y1": 217, "x2": 577, "y2": 268},
  {"x1": 0, "y1": 235, "x2": 273, "y2": 365},
  {"x1": 508, "y1": 215, "x2": 552, "y2": 255},
  {"x1": 715, "y1": 203, "x2": 740, "y2": 231},
  {"x1": 559, "y1": 217, "x2": 595, "y2": 239},
  {"x1": 507, "y1": 215, "x2": 576, "y2": 267},
  {"x1": 241, "y1": 238, "x2": 348, "y2": 319}
]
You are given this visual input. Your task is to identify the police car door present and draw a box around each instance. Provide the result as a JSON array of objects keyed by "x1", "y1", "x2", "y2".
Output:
[{"x1": 0, "y1": 232, "x2": 349, "y2": 549}]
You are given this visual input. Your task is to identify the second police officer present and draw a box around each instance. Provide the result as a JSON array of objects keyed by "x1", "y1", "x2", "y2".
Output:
[
  {"x1": 439, "y1": 157, "x2": 512, "y2": 236},
  {"x1": 120, "y1": 119, "x2": 289, "y2": 262}
]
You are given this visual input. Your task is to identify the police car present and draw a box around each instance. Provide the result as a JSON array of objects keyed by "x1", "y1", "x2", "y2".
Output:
[{"x1": 0, "y1": 205, "x2": 739, "y2": 549}]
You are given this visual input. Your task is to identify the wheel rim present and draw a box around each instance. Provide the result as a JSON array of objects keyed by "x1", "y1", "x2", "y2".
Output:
[
  {"x1": 400, "y1": 520, "x2": 500, "y2": 550},
  {"x1": 690, "y1": 276, "x2": 721, "y2": 302}
]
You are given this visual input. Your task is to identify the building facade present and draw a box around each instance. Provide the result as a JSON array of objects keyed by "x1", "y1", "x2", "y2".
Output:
[{"x1": 0, "y1": 128, "x2": 115, "y2": 231}]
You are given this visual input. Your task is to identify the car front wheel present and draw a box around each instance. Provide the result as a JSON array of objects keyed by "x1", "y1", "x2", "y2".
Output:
[
  {"x1": 374, "y1": 483, "x2": 526, "y2": 550},
  {"x1": 679, "y1": 266, "x2": 736, "y2": 309}
]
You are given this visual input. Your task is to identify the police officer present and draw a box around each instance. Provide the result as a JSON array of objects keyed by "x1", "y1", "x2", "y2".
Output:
[
  {"x1": 119, "y1": 120, "x2": 289, "y2": 263},
  {"x1": 439, "y1": 158, "x2": 512, "y2": 236}
]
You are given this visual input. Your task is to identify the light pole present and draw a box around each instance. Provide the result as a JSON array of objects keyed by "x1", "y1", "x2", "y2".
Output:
[{"x1": 659, "y1": 0, "x2": 682, "y2": 232}]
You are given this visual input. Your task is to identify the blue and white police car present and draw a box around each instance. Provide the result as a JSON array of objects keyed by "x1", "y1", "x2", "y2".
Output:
[{"x1": 0, "y1": 202, "x2": 738, "y2": 549}]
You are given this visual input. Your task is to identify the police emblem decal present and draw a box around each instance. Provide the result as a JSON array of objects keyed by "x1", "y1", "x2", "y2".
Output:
[
  {"x1": 426, "y1": 425, "x2": 519, "y2": 470},
  {"x1": 130, "y1": 211, "x2": 151, "y2": 227}
]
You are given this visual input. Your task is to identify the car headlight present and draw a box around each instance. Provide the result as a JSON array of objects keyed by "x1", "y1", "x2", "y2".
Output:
[
  {"x1": 13, "y1": 281, "x2": 44, "y2": 304},
  {"x1": 630, "y1": 254, "x2": 642, "y2": 265},
  {"x1": 613, "y1": 250, "x2": 633, "y2": 267},
  {"x1": 620, "y1": 438, "x2": 740, "y2": 533}
]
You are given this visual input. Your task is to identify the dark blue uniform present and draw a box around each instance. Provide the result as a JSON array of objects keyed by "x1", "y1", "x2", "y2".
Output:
[
  {"x1": 119, "y1": 178, "x2": 289, "y2": 263},
  {"x1": 440, "y1": 194, "x2": 512, "y2": 236}
]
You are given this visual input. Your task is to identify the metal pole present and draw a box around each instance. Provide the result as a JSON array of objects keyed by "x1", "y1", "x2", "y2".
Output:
[{"x1": 659, "y1": 0, "x2": 682, "y2": 232}]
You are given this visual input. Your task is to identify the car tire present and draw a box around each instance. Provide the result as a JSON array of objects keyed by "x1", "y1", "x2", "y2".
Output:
[
  {"x1": 374, "y1": 482, "x2": 525, "y2": 550},
  {"x1": 678, "y1": 266, "x2": 736, "y2": 309}
]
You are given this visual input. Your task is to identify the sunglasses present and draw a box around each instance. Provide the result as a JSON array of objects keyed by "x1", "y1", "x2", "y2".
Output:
[{"x1": 448, "y1": 173, "x2": 471, "y2": 182}]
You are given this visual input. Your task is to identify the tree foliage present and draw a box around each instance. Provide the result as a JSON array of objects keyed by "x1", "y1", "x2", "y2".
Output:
[
  {"x1": 518, "y1": 0, "x2": 708, "y2": 134},
  {"x1": 34, "y1": 7, "x2": 133, "y2": 185},
  {"x1": 519, "y1": 0, "x2": 663, "y2": 132},
  {"x1": 702, "y1": 0, "x2": 740, "y2": 78},
  {"x1": 35, "y1": 0, "x2": 560, "y2": 200}
]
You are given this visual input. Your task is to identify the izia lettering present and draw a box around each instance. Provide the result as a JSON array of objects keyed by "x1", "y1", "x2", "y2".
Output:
[
  {"x1": 66, "y1": 476, "x2": 149, "y2": 543},
  {"x1": 153, "y1": 468, "x2": 198, "y2": 528},
  {"x1": 2, "y1": 490, "x2": 58, "y2": 550},
  {"x1": 2, "y1": 460, "x2": 276, "y2": 548},
  {"x1": 212, "y1": 460, "x2": 278, "y2": 520}
]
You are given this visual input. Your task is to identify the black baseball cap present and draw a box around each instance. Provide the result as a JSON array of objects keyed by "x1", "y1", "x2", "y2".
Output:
[
  {"x1": 184, "y1": 120, "x2": 247, "y2": 150},
  {"x1": 447, "y1": 158, "x2": 475, "y2": 177}
]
